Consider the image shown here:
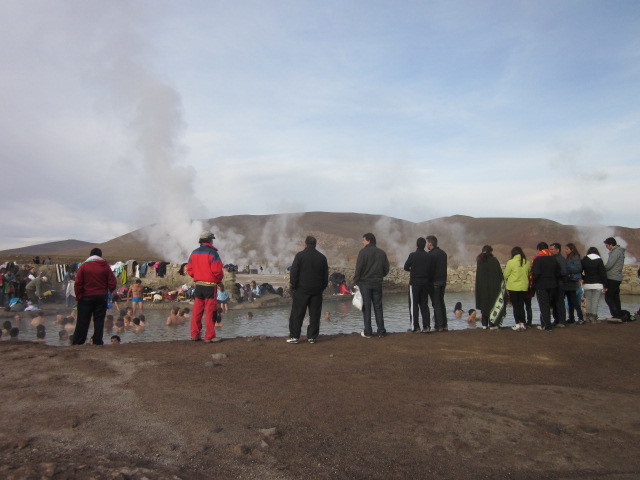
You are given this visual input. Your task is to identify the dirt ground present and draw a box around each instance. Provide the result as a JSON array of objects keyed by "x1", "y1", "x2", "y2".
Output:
[{"x1": 1, "y1": 317, "x2": 639, "y2": 479}]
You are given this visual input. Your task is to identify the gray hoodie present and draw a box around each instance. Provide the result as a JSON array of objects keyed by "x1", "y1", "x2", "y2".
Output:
[{"x1": 605, "y1": 245, "x2": 626, "y2": 281}]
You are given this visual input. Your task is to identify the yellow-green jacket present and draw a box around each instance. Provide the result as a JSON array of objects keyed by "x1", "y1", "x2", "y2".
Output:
[{"x1": 503, "y1": 255, "x2": 531, "y2": 292}]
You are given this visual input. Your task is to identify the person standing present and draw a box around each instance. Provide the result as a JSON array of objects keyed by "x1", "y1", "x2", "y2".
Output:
[
  {"x1": 426, "y1": 235, "x2": 448, "y2": 332},
  {"x1": 72, "y1": 248, "x2": 117, "y2": 345},
  {"x1": 531, "y1": 242, "x2": 560, "y2": 332},
  {"x1": 549, "y1": 243, "x2": 568, "y2": 327},
  {"x1": 563, "y1": 243, "x2": 584, "y2": 324},
  {"x1": 403, "y1": 237, "x2": 432, "y2": 333},
  {"x1": 475, "y1": 245, "x2": 506, "y2": 329},
  {"x1": 186, "y1": 231, "x2": 224, "y2": 342},
  {"x1": 353, "y1": 233, "x2": 390, "y2": 338},
  {"x1": 504, "y1": 246, "x2": 531, "y2": 331},
  {"x1": 581, "y1": 247, "x2": 608, "y2": 322},
  {"x1": 603, "y1": 237, "x2": 625, "y2": 318},
  {"x1": 286, "y1": 236, "x2": 329, "y2": 344}
]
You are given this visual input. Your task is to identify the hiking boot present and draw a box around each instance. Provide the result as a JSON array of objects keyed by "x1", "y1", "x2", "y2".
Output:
[
  {"x1": 286, "y1": 338, "x2": 299, "y2": 344},
  {"x1": 360, "y1": 331, "x2": 372, "y2": 338}
]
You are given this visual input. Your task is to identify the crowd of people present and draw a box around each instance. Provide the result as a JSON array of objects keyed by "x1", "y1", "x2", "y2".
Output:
[
  {"x1": 474, "y1": 237, "x2": 628, "y2": 332},
  {"x1": 1, "y1": 231, "x2": 636, "y2": 346}
]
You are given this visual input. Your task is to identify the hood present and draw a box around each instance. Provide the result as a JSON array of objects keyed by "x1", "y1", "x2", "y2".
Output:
[{"x1": 587, "y1": 253, "x2": 600, "y2": 260}]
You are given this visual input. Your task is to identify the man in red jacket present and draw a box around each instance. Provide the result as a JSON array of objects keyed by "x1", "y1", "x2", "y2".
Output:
[
  {"x1": 73, "y1": 248, "x2": 117, "y2": 345},
  {"x1": 187, "y1": 231, "x2": 224, "y2": 342}
]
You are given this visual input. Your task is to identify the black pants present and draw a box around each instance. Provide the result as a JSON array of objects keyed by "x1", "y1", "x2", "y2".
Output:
[
  {"x1": 565, "y1": 289, "x2": 583, "y2": 322},
  {"x1": 551, "y1": 286, "x2": 566, "y2": 325},
  {"x1": 430, "y1": 284, "x2": 447, "y2": 329},
  {"x1": 536, "y1": 287, "x2": 554, "y2": 329},
  {"x1": 604, "y1": 279, "x2": 621, "y2": 317},
  {"x1": 408, "y1": 283, "x2": 430, "y2": 330},
  {"x1": 525, "y1": 296, "x2": 533, "y2": 325},
  {"x1": 288, "y1": 290, "x2": 323, "y2": 340},
  {"x1": 360, "y1": 283, "x2": 385, "y2": 336},
  {"x1": 73, "y1": 295, "x2": 108, "y2": 345},
  {"x1": 509, "y1": 290, "x2": 527, "y2": 324}
]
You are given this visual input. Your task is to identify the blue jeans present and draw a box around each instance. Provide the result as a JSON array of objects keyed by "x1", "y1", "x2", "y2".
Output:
[{"x1": 360, "y1": 283, "x2": 385, "y2": 336}]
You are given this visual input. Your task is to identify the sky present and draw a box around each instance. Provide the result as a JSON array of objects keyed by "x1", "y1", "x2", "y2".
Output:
[{"x1": 1, "y1": 0, "x2": 639, "y2": 258}]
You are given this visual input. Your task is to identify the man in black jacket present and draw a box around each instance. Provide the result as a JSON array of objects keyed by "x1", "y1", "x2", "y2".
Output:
[
  {"x1": 353, "y1": 233, "x2": 390, "y2": 338},
  {"x1": 287, "y1": 236, "x2": 329, "y2": 344},
  {"x1": 404, "y1": 237, "x2": 432, "y2": 332},
  {"x1": 427, "y1": 235, "x2": 448, "y2": 331},
  {"x1": 531, "y1": 242, "x2": 561, "y2": 332}
]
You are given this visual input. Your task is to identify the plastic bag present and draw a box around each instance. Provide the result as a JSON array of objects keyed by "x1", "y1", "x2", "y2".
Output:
[{"x1": 352, "y1": 286, "x2": 363, "y2": 311}]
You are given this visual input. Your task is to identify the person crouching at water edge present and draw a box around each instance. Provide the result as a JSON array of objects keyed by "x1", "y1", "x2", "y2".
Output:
[
  {"x1": 186, "y1": 230, "x2": 224, "y2": 343},
  {"x1": 286, "y1": 236, "x2": 329, "y2": 344}
]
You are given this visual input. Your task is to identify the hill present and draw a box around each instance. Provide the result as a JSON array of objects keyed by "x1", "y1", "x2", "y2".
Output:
[{"x1": 1, "y1": 212, "x2": 638, "y2": 267}]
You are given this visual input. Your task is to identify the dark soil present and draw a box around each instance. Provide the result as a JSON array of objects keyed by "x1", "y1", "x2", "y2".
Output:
[{"x1": 1, "y1": 321, "x2": 639, "y2": 479}]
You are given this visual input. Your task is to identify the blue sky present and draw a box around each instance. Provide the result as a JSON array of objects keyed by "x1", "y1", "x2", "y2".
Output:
[{"x1": 1, "y1": 0, "x2": 639, "y2": 252}]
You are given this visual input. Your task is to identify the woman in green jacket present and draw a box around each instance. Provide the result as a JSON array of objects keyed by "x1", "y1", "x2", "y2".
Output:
[{"x1": 504, "y1": 247, "x2": 531, "y2": 331}]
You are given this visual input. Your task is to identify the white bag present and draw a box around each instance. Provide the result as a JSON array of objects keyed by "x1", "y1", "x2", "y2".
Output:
[{"x1": 352, "y1": 286, "x2": 363, "y2": 311}]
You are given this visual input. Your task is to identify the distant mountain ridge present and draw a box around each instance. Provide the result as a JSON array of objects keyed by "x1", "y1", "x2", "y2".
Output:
[
  {"x1": 0, "y1": 239, "x2": 96, "y2": 256},
  {"x1": 1, "y1": 212, "x2": 638, "y2": 266}
]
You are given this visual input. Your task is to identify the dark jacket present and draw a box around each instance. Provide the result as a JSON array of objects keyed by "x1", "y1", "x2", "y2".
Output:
[
  {"x1": 581, "y1": 254, "x2": 607, "y2": 285},
  {"x1": 75, "y1": 256, "x2": 117, "y2": 300},
  {"x1": 531, "y1": 253, "x2": 559, "y2": 290},
  {"x1": 290, "y1": 246, "x2": 329, "y2": 296},
  {"x1": 475, "y1": 255, "x2": 503, "y2": 313},
  {"x1": 428, "y1": 247, "x2": 448, "y2": 286},
  {"x1": 353, "y1": 244, "x2": 390, "y2": 286},
  {"x1": 403, "y1": 248, "x2": 431, "y2": 285},
  {"x1": 187, "y1": 242, "x2": 224, "y2": 284}
]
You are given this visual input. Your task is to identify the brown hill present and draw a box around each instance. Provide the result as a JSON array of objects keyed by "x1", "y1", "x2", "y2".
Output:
[{"x1": 1, "y1": 212, "x2": 638, "y2": 266}]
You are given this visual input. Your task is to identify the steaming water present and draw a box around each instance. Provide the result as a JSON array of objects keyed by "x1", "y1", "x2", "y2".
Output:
[{"x1": 9, "y1": 293, "x2": 639, "y2": 346}]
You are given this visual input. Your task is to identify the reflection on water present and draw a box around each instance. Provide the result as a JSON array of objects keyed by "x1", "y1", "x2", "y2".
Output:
[{"x1": 8, "y1": 292, "x2": 637, "y2": 346}]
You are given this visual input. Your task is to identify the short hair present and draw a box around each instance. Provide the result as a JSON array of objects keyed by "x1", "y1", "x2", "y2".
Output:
[
  {"x1": 135, "y1": 279, "x2": 142, "y2": 284},
  {"x1": 426, "y1": 235, "x2": 438, "y2": 247},
  {"x1": 90, "y1": 248, "x2": 102, "y2": 257},
  {"x1": 550, "y1": 242, "x2": 561, "y2": 250},
  {"x1": 537, "y1": 242, "x2": 549, "y2": 251},
  {"x1": 363, "y1": 233, "x2": 376, "y2": 244},
  {"x1": 111, "y1": 335, "x2": 121, "y2": 342},
  {"x1": 416, "y1": 237, "x2": 426, "y2": 249},
  {"x1": 305, "y1": 236, "x2": 317, "y2": 247},
  {"x1": 9, "y1": 327, "x2": 19, "y2": 338},
  {"x1": 604, "y1": 237, "x2": 617, "y2": 246}
]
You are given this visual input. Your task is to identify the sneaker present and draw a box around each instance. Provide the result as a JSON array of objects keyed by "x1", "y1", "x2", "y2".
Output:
[
  {"x1": 411, "y1": 328, "x2": 422, "y2": 333},
  {"x1": 308, "y1": 338, "x2": 316, "y2": 344},
  {"x1": 536, "y1": 326, "x2": 544, "y2": 330},
  {"x1": 556, "y1": 323, "x2": 566, "y2": 328},
  {"x1": 360, "y1": 331, "x2": 372, "y2": 338},
  {"x1": 204, "y1": 337, "x2": 222, "y2": 343},
  {"x1": 489, "y1": 325, "x2": 499, "y2": 330},
  {"x1": 286, "y1": 338, "x2": 299, "y2": 344},
  {"x1": 511, "y1": 325, "x2": 520, "y2": 331},
  {"x1": 378, "y1": 332, "x2": 387, "y2": 338},
  {"x1": 544, "y1": 327, "x2": 553, "y2": 332},
  {"x1": 191, "y1": 337, "x2": 202, "y2": 341}
]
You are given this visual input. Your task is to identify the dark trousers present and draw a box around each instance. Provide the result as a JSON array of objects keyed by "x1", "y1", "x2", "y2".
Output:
[
  {"x1": 525, "y1": 296, "x2": 533, "y2": 325},
  {"x1": 288, "y1": 290, "x2": 323, "y2": 339},
  {"x1": 430, "y1": 284, "x2": 447, "y2": 329},
  {"x1": 604, "y1": 279, "x2": 622, "y2": 317},
  {"x1": 408, "y1": 283, "x2": 430, "y2": 330},
  {"x1": 536, "y1": 288, "x2": 554, "y2": 329},
  {"x1": 551, "y1": 287, "x2": 566, "y2": 325},
  {"x1": 73, "y1": 295, "x2": 108, "y2": 345},
  {"x1": 509, "y1": 290, "x2": 527, "y2": 324},
  {"x1": 360, "y1": 283, "x2": 385, "y2": 336},
  {"x1": 565, "y1": 289, "x2": 583, "y2": 322}
]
